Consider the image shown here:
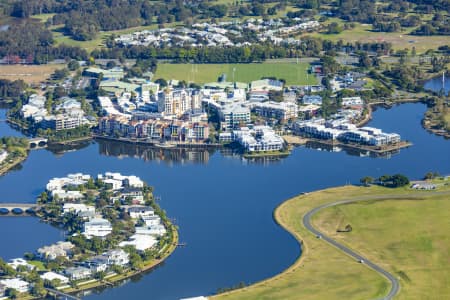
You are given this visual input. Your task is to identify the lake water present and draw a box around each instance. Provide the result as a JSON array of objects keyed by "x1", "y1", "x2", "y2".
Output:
[
  {"x1": 0, "y1": 103, "x2": 449, "y2": 299},
  {"x1": 424, "y1": 74, "x2": 450, "y2": 95}
]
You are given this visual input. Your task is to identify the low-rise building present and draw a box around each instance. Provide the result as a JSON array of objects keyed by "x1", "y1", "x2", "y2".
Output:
[
  {"x1": 7, "y1": 258, "x2": 35, "y2": 271},
  {"x1": 40, "y1": 272, "x2": 70, "y2": 285},
  {"x1": 233, "y1": 126, "x2": 284, "y2": 152},
  {"x1": 302, "y1": 95, "x2": 323, "y2": 105},
  {"x1": 252, "y1": 101, "x2": 298, "y2": 121},
  {"x1": 119, "y1": 234, "x2": 158, "y2": 251},
  {"x1": 128, "y1": 206, "x2": 154, "y2": 218},
  {"x1": 37, "y1": 242, "x2": 74, "y2": 261},
  {"x1": 83, "y1": 218, "x2": 112, "y2": 239},
  {"x1": 250, "y1": 79, "x2": 283, "y2": 92},
  {"x1": 0, "y1": 278, "x2": 30, "y2": 293},
  {"x1": 64, "y1": 267, "x2": 92, "y2": 281}
]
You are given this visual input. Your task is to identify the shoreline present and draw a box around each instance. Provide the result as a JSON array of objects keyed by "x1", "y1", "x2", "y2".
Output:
[
  {"x1": 0, "y1": 154, "x2": 28, "y2": 177},
  {"x1": 212, "y1": 181, "x2": 450, "y2": 299},
  {"x1": 93, "y1": 134, "x2": 222, "y2": 149},
  {"x1": 60, "y1": 222, "x2": 179, "y2": 297}
]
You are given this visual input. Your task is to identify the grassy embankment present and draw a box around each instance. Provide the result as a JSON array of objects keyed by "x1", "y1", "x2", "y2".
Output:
[
  {"x1": 0, "y1": 138, "x2": 30, "y2": 176},
  {"x1": 155, "y1": 62, "x2": 317, "y2": 86},
  {"x1": 213, "y1": 181, "x2": 450, "y2": 300}
]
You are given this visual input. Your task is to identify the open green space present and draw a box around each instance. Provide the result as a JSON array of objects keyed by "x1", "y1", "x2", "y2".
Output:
[
  {"x1": 154, "y1": 62, "x2": 316, "y2": 85},
  {"x1": 314, "y1": 188, "x2": 450, "y2": 299},
  {"x1": 305, "y1": 18, "x2": 448, "y2": 53},
  {"x1": 213, "y1": 182, "x2": 450, "y2": 300}
]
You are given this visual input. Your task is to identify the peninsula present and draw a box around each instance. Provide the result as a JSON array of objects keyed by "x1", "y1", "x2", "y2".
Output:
[
  {"x1": 0, "y1": 172, "x2": 178, "y2": 299},
  {"x1": 212, "y1": 175, "x2": 450, "y2": 300}
]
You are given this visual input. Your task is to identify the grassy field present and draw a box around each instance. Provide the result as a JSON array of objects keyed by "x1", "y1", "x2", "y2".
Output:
[
  {"x1": 154, "y1": 62, "x2": 316, "y2": 85},
  {"x1": 0, "y1": 64, "x2": 66, "y2": 84},
  {"x1": 213, "y1": 182, "x2": 450, "y2": 300},
  {"x1": 314, "y1": 189, "x2": 450, "y2": 299},
  {"x1": 306, "y1": 18, "x2": 448, "y2": 53}
]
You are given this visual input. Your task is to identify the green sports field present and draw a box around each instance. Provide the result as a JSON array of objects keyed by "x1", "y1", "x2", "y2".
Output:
[{"x1": 154, "y1": 62, "x2": 317, "y2": 86}]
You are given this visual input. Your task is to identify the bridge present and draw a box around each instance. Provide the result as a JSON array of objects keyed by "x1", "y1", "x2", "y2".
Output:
[
  {"x1": 0, "y1": 203, "x2": 42, "y2": 216},
  {"x1": 29, "y1": 137, "x2": 48, "y2": 149},
  {"x1": 46, "y1": 288, "x2": 81, "y2": 300}
]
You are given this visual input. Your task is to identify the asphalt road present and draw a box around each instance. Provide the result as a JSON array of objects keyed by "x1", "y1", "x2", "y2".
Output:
[{"x1": 302, "y1": 190, "x2": 450, "y2": 300}]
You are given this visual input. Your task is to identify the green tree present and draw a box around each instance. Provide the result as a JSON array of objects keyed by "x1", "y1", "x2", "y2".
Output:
[{"x1": 360, "y1": 176, "x2": 374, "y2": 186}]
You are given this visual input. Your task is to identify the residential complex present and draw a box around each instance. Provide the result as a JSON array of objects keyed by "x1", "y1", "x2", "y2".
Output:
[
  {"x1": 20, "y1": 95, "x2": 93, "y2": 131},
  {"x1": 293, "y1": 119, "x2": 401, "y2": 146}
]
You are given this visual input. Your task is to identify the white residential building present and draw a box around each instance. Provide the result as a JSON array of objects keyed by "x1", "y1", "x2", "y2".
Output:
[
  {"x1": 8, "y1": 258, "x2": 35, "y2": 271},
  {"x1": 128, "y1": 206, "x2": 154, "y2": 219},
  {"x1": 83, "y1": 218, "x2": 112, "y2": 238},
  {"x1": 37, "y1": 242, "x2": 74, "y2": 261},
  {"x1": 233, "y1": 126, "x2": 284, "y2": 152},
  {"x1": 63, "y1": 203, "x2": 95, "y2": 215},
  {"x1": 0, "y1": 150, "x2": 8, "y2": 163},
  {"x1": 119, "y1": 234, "x2": 157, "y2": 251},
  {"x1": 252, "y1": 101, "x2": 298, "y2": 121},
  {"x1": 342, "y1": 96, "x2": 363, "y2": 106},
  {"x1": 0, "y1": 279, "x2": 30, "y2": 293},
  {"x1": 64, "y1": 267, "x2": 92, "y2": 281},
  {"x1": 40, "y1": 272, "x2": 70, "y2": 285}
]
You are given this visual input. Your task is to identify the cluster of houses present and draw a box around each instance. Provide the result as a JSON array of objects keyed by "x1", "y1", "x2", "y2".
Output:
[
  {"x1": 20, "y1": 94, "x2": 94, "y2": 131},
  {"x1": 0, "y1": 173, "x2": 167, "y2": 296},
  {"x1": 114, "y1": 18, "x2": 321, "y2": 48},
  {"x1": 293, "y1": 118, "x2": 401, "y2": 146}
]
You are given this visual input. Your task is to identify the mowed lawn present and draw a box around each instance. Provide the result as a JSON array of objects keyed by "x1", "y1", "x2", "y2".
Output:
[
  {"x1": 0, "y1": 64, "x2": 66, "y2": 84},
  {"x1": 213, "y1": 184, "x2": 450, "y2": 300},
  {"x1": 304, "y1": 19, "x2": 449, "y2": 53},
  {"x1": 314, "y1": 191, "x2": 450, "y2": 300},
  {"x1": 154, "y1": 62, "x2": 317, "y2": 86}
]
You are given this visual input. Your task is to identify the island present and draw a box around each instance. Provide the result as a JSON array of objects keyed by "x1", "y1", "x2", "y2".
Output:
[{"x1": 0, "y1": 172, "x2": 178, "y2": 299}]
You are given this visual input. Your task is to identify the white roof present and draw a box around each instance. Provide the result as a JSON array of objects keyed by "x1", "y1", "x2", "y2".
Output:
[{"x1": 40, "y1": 271, "x2": 69, "y2": 283}]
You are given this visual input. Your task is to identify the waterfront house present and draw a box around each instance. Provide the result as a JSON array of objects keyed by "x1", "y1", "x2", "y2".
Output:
[
  {"x1": 128, "y1": 206, "x2": 154, "y2": 218},
  {"x1": 83, "y1": 218, "x2": 112, "y2": 239},
  {"x1": 85, "y1": 257, "x2": 108, "y2": 273},
  {"x1": 40, "y1": 271, "x2": 70, "y2": 285},
  {"x1": 0, "y1": 278, "x2": 30, "y2": 293},
  {"x1": 103, "y1": 249, "x2": 130, "y2": 266},
  {"x1": 63, "y1": 203, "x2": 95, "y2": 215},
  {"x1": 120, "y1": 188, "x2": 145, "y2": 205},
  {"x1": 119, "y1": 234, "x2": 157, "y2": 251},
  {"x1": 7, "y1": 258, "x2": 35, "y2": 271},
  {"x1": 37, "y1": 242, "x2": 74, "y2": 261},
  {"x1": 64, "y1": 267, "x2": 92, "y2": 281}
]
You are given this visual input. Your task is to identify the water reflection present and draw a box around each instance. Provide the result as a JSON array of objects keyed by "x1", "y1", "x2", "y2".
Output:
[
  {"x1": 304, "y1": 141, "x2": 401, "y2": 158},
  {"x1": 97, "y1": 139, "x2": 215, "y2": 165}
]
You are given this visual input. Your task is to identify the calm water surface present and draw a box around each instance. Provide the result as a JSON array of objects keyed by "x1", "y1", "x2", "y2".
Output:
[
  {"x1": 0, "y1": 103, "x2": 449, "y2": 299},
  {"x1": 424, "y1": 75, "x2": 450, "y2": 95}
]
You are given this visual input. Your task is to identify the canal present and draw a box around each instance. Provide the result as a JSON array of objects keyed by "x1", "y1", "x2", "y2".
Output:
[{"x1": 0, "y1": 102, "x2": 449, "y2": 299}]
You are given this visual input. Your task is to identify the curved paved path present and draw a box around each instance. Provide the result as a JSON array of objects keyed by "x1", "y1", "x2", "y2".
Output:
[{"x1": 303, "y1": 190, "x2": 450, "y2": 300}]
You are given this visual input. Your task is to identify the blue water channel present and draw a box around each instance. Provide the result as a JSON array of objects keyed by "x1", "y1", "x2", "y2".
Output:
[{"x1": 0, "y1": 102, "x2": 449, "y2": 299}]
